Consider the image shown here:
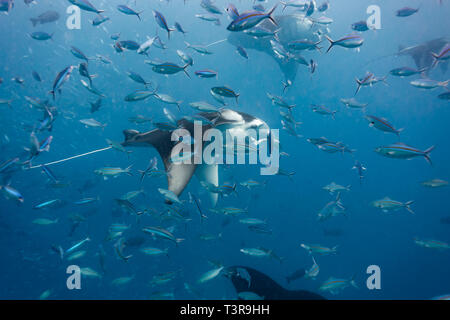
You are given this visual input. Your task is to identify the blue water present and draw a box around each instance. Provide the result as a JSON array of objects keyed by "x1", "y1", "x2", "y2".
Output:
[{"x1": 0, "y1": 0, "x2": 449, "y2": 300}]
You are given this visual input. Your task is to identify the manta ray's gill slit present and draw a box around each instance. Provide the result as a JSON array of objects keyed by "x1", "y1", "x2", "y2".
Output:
[{"x1": 27, "y1": 146, "x2": 113, "y2": 169}]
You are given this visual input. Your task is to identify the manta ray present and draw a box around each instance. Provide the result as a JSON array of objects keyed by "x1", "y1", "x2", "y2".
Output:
[
  {"x1": 397, "y1": 37, "x2": 449, "y2": 74},
  {"x1": 121, "y1": 109, "x2": 270, "y2": 206},
  {"x1": 226, "y1": 266, "x2": 326, "y2": 300},
  {"x1": 227, "y1": 13, "x2": 322, "y2": 83}
]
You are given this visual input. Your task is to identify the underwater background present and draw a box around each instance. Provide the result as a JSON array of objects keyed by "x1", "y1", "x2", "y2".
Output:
[{"x1": 0, "y1": 0, "x2": 449, "y2": 300}]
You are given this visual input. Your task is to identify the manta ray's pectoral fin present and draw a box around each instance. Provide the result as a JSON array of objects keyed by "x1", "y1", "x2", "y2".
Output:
[
  {"x1": 398, "y1": 38, "x2": 450, "y2": 74},
  {"x1": 122, "y1": 129, "x2": 196, "y2": 201},
  {"x1": 195, "y1": 163, "x2": 219, "y2": 207}
]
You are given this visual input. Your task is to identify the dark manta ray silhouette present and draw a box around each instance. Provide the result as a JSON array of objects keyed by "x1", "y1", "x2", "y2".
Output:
[
  {"x1": 397, "y1": 37, "x2": 449, "y2": 74},
  {"x1": 227, "y1": 13, "x2": 322, "y2": 83},
  {"x1": 226, "y1": 266, "x2": 326, "y2": 300},
  {"x1": 121, "y1": 109, "x2": 269, "y2": 206}
]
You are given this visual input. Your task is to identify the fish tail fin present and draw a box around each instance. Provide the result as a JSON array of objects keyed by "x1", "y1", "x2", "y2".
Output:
[
  {"x1": 138, "y1": 170, "x2": 146, "y2": 183},
  {"x1": 315, "y1": 40, "x2": 323, "y2": 53},
  {"x1": 280, "y1": 1, "x2": 287, "y2": 12},
  {"x1": 30, "y1": 18, "x2": 38, "y2": 27},
  {"x1": 183, "y1": 64, "x2": 191, "y2": 79},
  {"x1": 125, "y1": 164, "x2": 133, "y2": 176},
  {"x1": 152, "y1": 84, "x2": 160, "y2": 96},
  {"x1": 355, "y1": 79, "x2": 362, "y2": 95},
  {"x1": 267, "y1": 4, "x2": 278, "y2": 26},
  {"x1": 431, "y1": 52, "x2": 439, "y2": 68},
  {"x1": 324, "y1": 35, "x2": 334, "y2": 53},
  {"x1": 137, "y1": 11, "x2": 143, "y2": 21},
  {"x1": 405, "y1": 201, "x2": 415, "y2": 214},
  {"x1": 48, "y1": 90, "x2": 55, "y2": 100},
  {"x1": 439, "y1": 80, "x2": 449, "y2": 88},
  {"x1": 424, "y1": 145, "x2": 435, "y2": 166},
  {"x1": 424, "y1": 145, "x2": 435, "y2": 154},
  {"x1": 41, "y1": 145, "x2": 51, "y2": 153}
]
